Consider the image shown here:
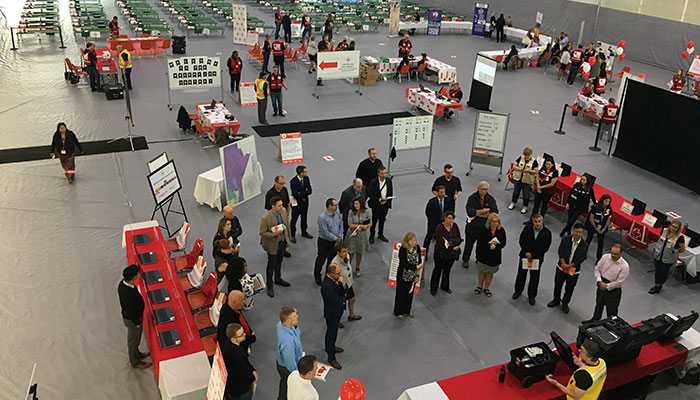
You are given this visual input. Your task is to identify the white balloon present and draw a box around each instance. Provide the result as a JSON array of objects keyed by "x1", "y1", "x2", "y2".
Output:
[
  {"x1": 689, "y1": 47, "x2": 695, "y2": 55},
  {"x1": 616, "y1": 47, "x2": 624, "y2": 55},
  {"x1": 582, "y1": 62, "x2": 591, "y2": 73}
]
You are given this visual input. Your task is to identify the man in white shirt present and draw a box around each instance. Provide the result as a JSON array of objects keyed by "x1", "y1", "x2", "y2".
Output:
[
  {"x1": 287, "y1": 355, "x2": 319, "y2": 400},
  {"x1": 582, "y1": 243, "x2": 629, "y2": 324}
]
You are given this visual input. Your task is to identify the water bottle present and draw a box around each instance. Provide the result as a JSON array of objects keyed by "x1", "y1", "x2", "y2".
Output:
[
  {"x1": 499, "y1": 365, "x2": 506, "y2": 383},
  {"x1": 683, "y1": 223, "x2": 688, "y2": 233}
]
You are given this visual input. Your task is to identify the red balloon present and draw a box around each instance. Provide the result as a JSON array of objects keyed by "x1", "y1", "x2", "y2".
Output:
[
  {"x1": 688, "y1": 41, "x2": 695, "y2": 49},
  {"x1": 588, "y1": 56, "x2": 596, "y2": 65},
  {"x1": 682, "y1": 50, "x2": 689, "y2": 59},
  {"x1": 340, "y1": 378, "x2": 366, "y2": 400},
  {"x1": 582, "y1": 71, "x2": 590, "y2": 79},
  {"x1": 618, "y1": 53, "x2": 626, "y2": 61},
  {"x1": 637, "y1": 73, "x2": 646, "y2": 79},
  {"x1": 618, "y1": 40, "x2": 626, "y2": 48}
]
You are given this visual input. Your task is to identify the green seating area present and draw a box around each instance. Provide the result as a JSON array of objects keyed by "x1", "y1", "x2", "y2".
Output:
[
  {"x1": 18, "y1": 0, "x2": 60, "y2": 35},
  {"x1": 118, "y1": 0, "x2": 174, "y2": 35},
  {"x1": 71, "y1": 0, "x2": 110, "y2": 39},
  {"x1": 158, "y1": 0, "x2": 225, "y2": 36}
]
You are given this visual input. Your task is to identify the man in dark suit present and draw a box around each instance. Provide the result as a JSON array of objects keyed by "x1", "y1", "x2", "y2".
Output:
[
  {"x1": 338, "y1": 178, "x2": 366, "y2": 232},
  {"x1": 281, "y1": 10, "x2": 292, "y2": 43},
  {"x1": 289, "y1": 165, "x2": 313, "y2": 241},
  {"x1": 218, "y1": 290, "x2": 257, "y2": 351},
  {"x1": 222, "y1": 323, "x2": 258, "y2": 399},
  {"x1": 463, "y1": 181, "x2": 498, "y2": 268},
  {"x1": 513, "y1": 214, "x2": 552, "y2": 305},
  {"x1": 422, "y1": 185, "x2": 454, "y2": 258},
  {"x1": 367, "y1": 166, "x2": 393, "y2": 243},
  {"x1": 118, "y1": 264, "x2": 151, "y2": 369},
  {"x1": 547, "y1": 223, "x2": 589, "y2": 313},
  {"x1": 355, "y1": 148, "x2": 384, "y2": 191},
  {"x1": 321, "y1": 263, "x2": 346, "y2": 370}
]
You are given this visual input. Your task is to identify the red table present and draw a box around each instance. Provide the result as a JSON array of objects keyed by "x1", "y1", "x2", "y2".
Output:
[
  {"x1": 549, "y1": 171, "x2": 661, "y2": 248},
  {"x1": 405, "y1": 87, "x2": 464, "y2": 116},
  {"x1": 197, "y1": 102, "x2": 241, "y2": 144},
  {"x1": 94, "y1": 48, "x2": 117, "y2": 74},
  {"x1": 437, "y1": 336, "x2": 688, "y2": 399},
  {"x1": 124, "y1": 225, "x2": 204, "y2": 380}
]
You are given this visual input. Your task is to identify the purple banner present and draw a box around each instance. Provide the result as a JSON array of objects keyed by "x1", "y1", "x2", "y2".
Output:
[
  {"x1": 471, "y1": 2, "x2": 489, "y2": 37},
  {"x1": 427, "y1": 9, "x2": 442, "y2": 36}
]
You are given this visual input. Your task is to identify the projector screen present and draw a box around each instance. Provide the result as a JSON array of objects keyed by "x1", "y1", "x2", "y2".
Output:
[{"x1": 473, "y1": 54, "x2": 497, "y2": 87}]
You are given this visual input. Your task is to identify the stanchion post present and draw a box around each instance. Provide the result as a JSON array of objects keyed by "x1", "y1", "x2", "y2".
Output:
[
  {"x1": 58, "y1": 26, "x2": 66, "y2": 49},
  {"x1": 554, "y1": 103, "x2": 567, "y2": 134},
  {"x1": 10, "y1": 27, "x2": 17, "y2": 50},
  {"x1": 606, "y1": 120, "x2": 618, "y2": 156},
  {"x1": 589, "y1": 121, "x2": 602, "y2": 152}
]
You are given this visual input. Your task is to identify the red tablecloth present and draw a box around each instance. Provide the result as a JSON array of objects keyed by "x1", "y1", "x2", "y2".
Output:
[
  {"x1": 94, "y1": 48, "x2": 117, "y2": 74},
  {"x1": 108, "y1": 37, "x2": 165, "y2": 56},
  {"x1": 124, "y1": 226, "x2": 204, "y2": 380},
  {"x1": 550, "y1": 171, "x2": 661, "y2": 246},
  {"x1": 405, "y1": 87, "x2": 464, "y2": 116},
  {"x1": 437, "y1": 336, "x2": 688, "y2": 400}
]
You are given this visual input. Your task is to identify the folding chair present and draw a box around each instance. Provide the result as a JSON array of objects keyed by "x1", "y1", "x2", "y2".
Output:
[
  {"x1": 160, "y1": 39, "x2": 170, "y2": 56},
  {"x1": 140, "y1": 39, "x2": 153, "y2": 57},
  {"x1": 179, "y1": 255, "x2": 206, "y2": 293},
  {"x1": 397, "y1": 64, "x2": 410, "y2": 82},
  {"x1": 173, "y1": 237, "x2": 204, "y2": 274},
  {"x1": 164, "y1": 221, "x2": 190, "y2": 253},
  {"x1": 187, "y1": 272, "x2": 218, "y2": 312},
  {"x1": 410, "y1": 62, "x2": 426, "y2": 80},
  {"x1": 194, "y1": 292, "x2": 225, "y2": 337}
]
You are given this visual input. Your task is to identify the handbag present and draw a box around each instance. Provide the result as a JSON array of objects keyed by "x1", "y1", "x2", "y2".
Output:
[{"x1": 441, "y1": 237, "x2": 463, "y2": 261}]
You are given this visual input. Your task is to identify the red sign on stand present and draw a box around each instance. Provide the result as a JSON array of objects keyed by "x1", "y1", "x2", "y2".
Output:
[{"x1": 279, "y1": 132, "x2": 303, "y2": 164}]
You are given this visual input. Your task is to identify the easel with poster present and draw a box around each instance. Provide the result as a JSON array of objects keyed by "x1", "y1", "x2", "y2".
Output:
[
  {"x1": 386, "y1": 115, "x2": 435, "y2": 175},
  {"x1": 148, "y1": 159, "x2": 188, "y2": 237},
  {"x1": 277, "y1": 132, "x2": 303, "y2": 164},
  {"x1": 467, "y1": 111, "x2": 510, "y2": 182},
  {"x1": 239, "y1": 82, "x2": 257, "y2": 106},
  {"x1": 165, "y1": 56, "x2": 224, "y2": 110},
  {"x1": 387, "y1": 241, "x2": 426, "y2": 292},
  {"x1": 687, "y1": 54, "x2": 700, "y2": 92}
]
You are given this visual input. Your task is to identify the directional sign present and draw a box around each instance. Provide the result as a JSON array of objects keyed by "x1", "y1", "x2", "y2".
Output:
[{"x1": 316, "y1": 50, "x2": 360, "y2": 80}]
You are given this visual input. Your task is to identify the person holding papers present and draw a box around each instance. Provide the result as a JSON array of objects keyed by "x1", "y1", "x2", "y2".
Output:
[
  {"x1": 547, "y1": 223, "x2": 589, "y2": 314},
  {"x1": 260, "y1": 196, "x2": 292, "y2": 297},
  {"x1": 367, "y1": 167, "x2": 393, "y2": 244},
  {"x1": 585, "y1": 194, "x2": 613, "y2": 264},
  {"x1": 395, "y1": 232, "x2": 424, "y2": 317},
  {"x1": 430, "y1": 211, "x2": 461, "y2": 297},
  {"x1": 314, "y1": 198, "x2": 343, "y2": 286},
  {"x1": 512, "y1": 214, "x2": 552, "y2": 305},
  {"x1": 345, "y1": 197, "x2": 372, "y2": 277},
  {"x1": 475, "y1": 213, "x2": 507, "y2": 298}
]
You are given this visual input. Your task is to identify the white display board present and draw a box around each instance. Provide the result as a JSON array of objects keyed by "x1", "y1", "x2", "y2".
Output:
[
  {"x1": 245, "y1": 30, "x2": 259, "y2": 47},
  {"x1": 147, "y1": 160, "x2": 182, "y2": 205},
  {"x1": 206, "y1": 345, "x2": 227, "y2": 400},
  {"x1": 147, "y1": 152, "x2": 168, "y2": 173},
  {"x1": 391, "y1": 116, "x2": 434, "y2": 151},
  {"x1": 239, "y1": 82, "x2": 257, "y2": 106},
  {"x1": 279, "y1": 132, "x2": 303, "y2": 164},
  {"x1": 688, "y1": 54, "x2": 700, "y2": 77},
  {"x1": 220, "y1": 135, "x2": 264, "y2": 207},
  {"x1": 473, "y1": 111, "x2": 509, "y2": 153},
  {"x1": 316, "y1": 50, "x2": 360, "y2": 79},
  {"x1": 473, "y1": 54, "x2": 497, "y2": 87},
  {"x1": 231, "y1": 4, "x2": 248, "y2": 45},
  {"x1": 387, "y1": 241, "x2": 425, "y2": 293},
  {"x1": 167, "y1": 56, "x2": 221, "y2": 89}
]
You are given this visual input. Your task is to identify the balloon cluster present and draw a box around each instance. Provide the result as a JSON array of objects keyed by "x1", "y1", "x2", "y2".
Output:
[
  {"x1": 616, "y1": 40, "x2": 626, "y2": 61},
  {"x1": 682, "y1": 41, "x2": 695, "y2": 59},
  {"x1": 340, "y1": 379, "x2": 366, "y2": 400}
]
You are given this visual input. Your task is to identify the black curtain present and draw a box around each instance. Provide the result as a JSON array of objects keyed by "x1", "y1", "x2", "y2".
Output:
[{"x1": 614, "y1": 79, "x2": 700, "y2": 194}]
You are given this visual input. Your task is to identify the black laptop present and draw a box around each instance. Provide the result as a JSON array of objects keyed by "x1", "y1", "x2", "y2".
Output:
[
  {"x1": 137, "y1": 251, "x2": 158, "y2": 265},
  {"x1": 652, "y1": 209, "x2": 670, "y2": 229},
  {"x1": 133, "y1": 233, "x2": 150, "y2": 245},
  {"x1": 685, "y1": 228, "x2": 700, "y2": 248},
  {"x1": 158, "y1": 329, "x2": 181, "y2": 349},
  {"x1": 142, "y1": 269, "x2": 163, "y2": 285},
  {"x1": 631, "y1": 198, "x2": 646, "y2": 216},
  {"x1": 153, "y1": 306, "x2": 175, "y2": 324},
  {"x1": 204, "y1": 98, "x2": 216, "y2": 110},
  {"x1": 560, "y1": 162, "x2": 572, "y2": 177},
  {"x1": 148, "y1": 287, "x2": 170, "y2": 305}
]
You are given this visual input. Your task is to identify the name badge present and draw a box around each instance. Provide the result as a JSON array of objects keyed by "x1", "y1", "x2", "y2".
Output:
[{"x1": 60, "y1": 149, "x2": 67, "y2": 155}]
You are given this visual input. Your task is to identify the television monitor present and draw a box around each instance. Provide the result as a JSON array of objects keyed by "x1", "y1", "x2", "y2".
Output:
[
  {"x1": 652, "y1": 210, "x2": 670, "y2": 229},
  {"x1": 560, "y1": 162, "x2": 572, "y2": 177},
  {"x1": 473, "y1": 54, "x2": 497, "y2": 87},
  {"x1": 631, "y1": 198, "x2": 646, "y2": 216}
]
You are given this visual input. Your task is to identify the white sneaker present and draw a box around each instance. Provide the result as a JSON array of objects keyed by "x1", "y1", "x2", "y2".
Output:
[
  {"x1": 520, "y1": 207, "x2": 528, "y2": 214},
  {"x1": 508, "y1": 202, "x2": 515, "y2": 210}
]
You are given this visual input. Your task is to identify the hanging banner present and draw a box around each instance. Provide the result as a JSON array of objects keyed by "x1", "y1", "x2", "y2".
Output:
[
  {"x1": 427, "y1": 9, "x2": 442, "y2": 36},
  {"x1": 220, "y1": 135, "x2": 264, "y2": 207},
  {"x1": 231, "y1": 4, "x2": 247, "y2": 44},
  {"x1": 279, "y1": 132, "x2": 303, "y2": 164},
  {"x1": 387, "y1": 241, "x2": 425, "y2": 293},
  {"x1": 205, "y1": 344, "x2": 227, "y2": 400},
  {"x1": 239, "y1": 82, "x2": 257, "y2": 106},
  {"x1": 471, "y1": 3, "x2": 488, "y2": 37},
  {"x1": 388, "y1": 1, "x2": 401, "y2": 36}
]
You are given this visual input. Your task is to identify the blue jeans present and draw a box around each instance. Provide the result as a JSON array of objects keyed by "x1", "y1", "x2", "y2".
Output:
[
  {"x1": 262, "y1": 52, "x2": 271, "y2": 72},
  {"x1": 302, "y1": 26, "x2": 312, "y2": 42},
  {"x1": 653, "y1": 259, "x2": 673, "y2": 285},
  {"x1": 511, "y1": 180, "x2": 531, "y2": 206},
  {"x1": 599, "y1": 122, "x2": 613, "y2": 141},
  {"x1": 270, "y1": 90, "x2": 283, "y2": 115},
  {"x1": 274, "y1": 23, "x2": 281, "y2": 38}
]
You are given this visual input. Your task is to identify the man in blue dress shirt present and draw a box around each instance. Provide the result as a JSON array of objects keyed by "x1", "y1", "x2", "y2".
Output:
[
  {"x1": 276, "y1": 306, "x2": 303, "y2": 400},
  {"x1": 289, "y1": 165, "x2": 313, "y2": 242},
  {"x1": 314, "y1": 198, "x2": 343, "y2": 285}
]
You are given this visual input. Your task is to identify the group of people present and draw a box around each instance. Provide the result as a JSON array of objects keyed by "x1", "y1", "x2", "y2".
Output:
[{"x1": 81, "y1": 41, "x2": 133, "y2": 92}]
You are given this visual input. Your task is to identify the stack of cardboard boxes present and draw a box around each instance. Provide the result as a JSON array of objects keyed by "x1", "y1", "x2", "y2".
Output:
[{"x1": 360, "y1": 63, "x2": 378, "y2": 86}]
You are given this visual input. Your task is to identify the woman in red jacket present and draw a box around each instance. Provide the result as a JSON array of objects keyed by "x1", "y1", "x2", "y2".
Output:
[{"x1": 671, "y1": 69, "x2": 685, "y2": 93}]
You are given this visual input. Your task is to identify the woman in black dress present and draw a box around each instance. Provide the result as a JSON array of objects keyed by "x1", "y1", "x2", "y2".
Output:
[
  {"x1": 560, "y1": 174, "x2": 596, "y2": 237},
  {"x1": 50, "y1": 122, "x2": 83, "y2": 183},
  {"x1": 394, "y1": 232, "x2": 423, "y2": 319}
]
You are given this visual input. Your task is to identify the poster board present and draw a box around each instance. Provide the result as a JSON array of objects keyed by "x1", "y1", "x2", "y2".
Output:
[
  {"x1": 245, "y1": 30, "x2": 259, "y2": 47},
  {"x1": 391, "y1": 116, "x2": 433, "y2": 150},
  {"x1": 536, "y1": 11, "x2": 543, "y2": 24},
  {"x1": 147, "y1": 152, "x2": 168, "y2": 173},
  {"x1": 316, "y1": 50, "x2": 360, "y2": 80},
  {"x1": 427, "y1": 9, "x2": 442, "y2": 36},
  {"x1": 388, "y1": 1, "x2": 401, "y2": 36},
  {"x1": 473, "y1": 54, "x2": 497, "y2": 87},
  {"x1": 219, "y1": 135, "x2": 264, "y2": 207},
  {"x1": 147, "y1": 160, "x2": 182, "y2": 205},
  {"x1": 471, "y1": 3, "x2": 488, "y2": 37},
  {"x1": 473, "y1": 111, "x2": 508, "y2": 153},
  {"x1": 239, "y1": 82, "x2": 257, "y2": 106},
  {"x1": 387, "y1": 241, "x2": 425, "y2": 293},
  {"x1": 205, "y1": 344, "x2": 227, "y2": 400},
  {"x1": 167, "y1": 56, "x2": 221, "y2": 89},
  {"x1": 279, "y1": 132, "x2": 303, "y2": 164},
  {"x1": 688, "y1": 54, "x2": 700, "y2": 77},
  {"x1": 231, "y1": 4, "x2": 247, "y2": 45}
]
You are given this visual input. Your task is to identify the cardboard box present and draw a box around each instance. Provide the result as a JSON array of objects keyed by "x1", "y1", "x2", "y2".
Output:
[
  {"x1": 360, "y1": 77, "x2": 376, "y2": 86},
  {"x1": 352, "y1": 77, "x2": 359, "y2": 84}
]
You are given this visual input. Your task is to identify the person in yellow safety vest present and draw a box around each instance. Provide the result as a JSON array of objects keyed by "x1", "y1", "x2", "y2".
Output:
[
  {"x1": 255, "y1": 71, "x2": 269, "y2": 125},
  {"x1": 116, "y1": 44, "x2": 133, "y2": 90},
  {"x1": 546, "y1": 339, "x2": 607, "y2": 400}
]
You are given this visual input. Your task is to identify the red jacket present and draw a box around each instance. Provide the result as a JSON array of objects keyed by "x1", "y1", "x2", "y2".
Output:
[
  {"x1": 337, "y1": 41, "x2": 348, "y2": 51},
  {"x1": 275, "y1": 11, "x2": 281, "y2": 25},
  {"x1": 602, "y1": 104, "x2": 619, "y2": 124},
  {"x1": 571, "y1": 49, "x2": 583, "y2": 64},
  {"x1": 594, "y1": 77, "x2": 606, "y2": 94},
  {"x1": 272, "y1": 40, "x2": 285, "y2": 57},
  {"x1": 672, "y1": 75, "x2": 684, "y2": 91},
  {"x1": 399, "y1": 38, "x2": 412, "y2": 54},
  {"x1": 228, "y1": 56, "x2": 242, "y2": 74},
  {"x1": 109, "y1": 20, "x2": 119, "y2": 35},
  {"x1": 303, "y1": 14, "x2": 311, "y2": 26},
  {"x1": 581, "y1": 86, "x2": 593, "y2": 97},
  {"x1": 263, "y1": 39, "x2": 271, "y2": 53},
  {"x1": 268, "y1": 73, "x2": 283, "y2": 90}
]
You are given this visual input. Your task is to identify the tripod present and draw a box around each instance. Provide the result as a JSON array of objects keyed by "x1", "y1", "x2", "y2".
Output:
[{"x1": 108, "y1": 68, "x2": 137, "y2": 151}]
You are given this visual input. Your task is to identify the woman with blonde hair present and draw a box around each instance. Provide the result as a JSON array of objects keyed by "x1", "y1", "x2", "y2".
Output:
[
  {"x1": 394, "y1": 231, "x2": 423, "y2": 319},
  {"x1": 649, "y1": 219, "x2": 686, "y2": 294},
  {"x1": 475, "y1": 213, "x2": 507, "y2": 297}
]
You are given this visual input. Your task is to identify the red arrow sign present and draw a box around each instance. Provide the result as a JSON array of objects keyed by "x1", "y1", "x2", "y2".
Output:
[{"x1": 319, "y1": 61, "x2": 338, "y2": 70}]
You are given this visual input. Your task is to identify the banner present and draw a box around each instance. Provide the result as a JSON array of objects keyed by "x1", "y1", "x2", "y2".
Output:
[
  {"x1": 316, "y1": 50, "x2": 360, "y2": 80},
  {"x1": 205, "y1": 344, "x2": 227, "y2": 400},
  {"x1": 167, "y1": 56, "x2": 221, "y2": 89},
  {"x1": 688, "y1": 54, "x2": 700, "y2": 77},
  {"x1": 279, "y1": 132, "x2": 303, "y2": 164},
  {"x1": 231, "y1": 4, "x2": 247, "y2": 44},
  {"x1": 387, "y1": 241, "x2": 425, "y2": 293},
  {"x1": 388, "y1": 1, "x2": 401, "y2": 36},
  {"x1": 471, "y1": 3, "x2": 488, "y2": 37},
  {"x1": 427, "y1": 9, "x2": 442, "y2": 36},
  {"x1": 220, "y1": 135, "x2": 264, "y2": 207},
  {"x1": 239, "y1": 82, "x2": 257, "y2": 106}
]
